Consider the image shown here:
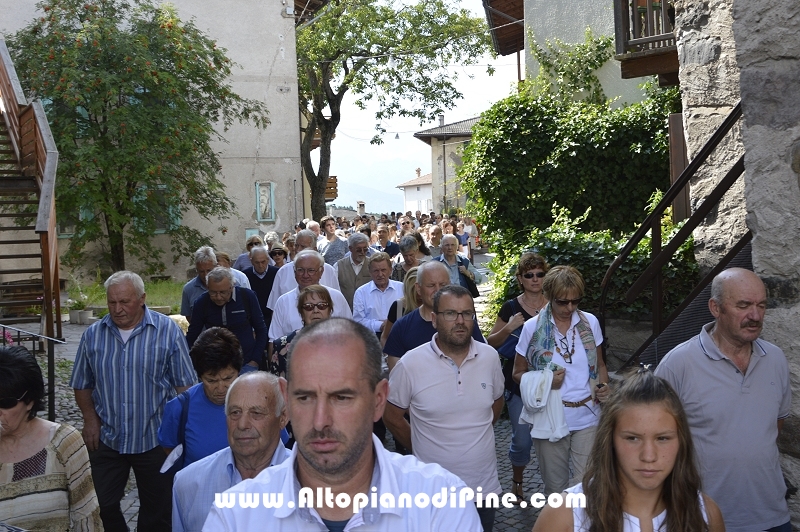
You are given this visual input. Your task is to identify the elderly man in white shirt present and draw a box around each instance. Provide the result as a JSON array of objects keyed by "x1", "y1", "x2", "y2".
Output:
[
  {"x1": 352, "y1": 252, "x2": 403, "y2": 335},
  {"x1": 267, "y1": 230, "x2": 341, "y2": 311},
  {"x1": 203, "y1": 319, "x2": 481, "y2": 531},
  {"x1": 268, "y1": 250, "x2": 351, "y2": 342}
]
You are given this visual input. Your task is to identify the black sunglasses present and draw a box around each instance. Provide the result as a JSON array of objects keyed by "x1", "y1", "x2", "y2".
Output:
[
  {"x1": 522, "y1": 272, "x2": 546, "y2": 279},
  {"x1": 301, "y1": 302, "x2": 330, "y2": 311},
  {"x1": 0, "y1": 390, "x2": 27, "y2": 409},
  {"x1": 554, "y1": 298, "x2": 582, "y2": 306}
]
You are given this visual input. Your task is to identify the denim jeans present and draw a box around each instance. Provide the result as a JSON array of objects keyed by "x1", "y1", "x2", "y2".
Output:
[{"x1": 505, "y1": 390, "x2": 532, "y2": 467}]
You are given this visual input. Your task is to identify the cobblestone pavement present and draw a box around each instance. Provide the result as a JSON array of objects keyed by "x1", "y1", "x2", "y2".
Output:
[{"x1": 18, "y1": 249, "x2": 541, "y2": 531}]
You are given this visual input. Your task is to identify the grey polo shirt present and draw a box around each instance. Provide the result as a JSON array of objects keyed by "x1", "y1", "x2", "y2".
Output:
[{"x1": 655, "y1": 322, "x2": 791, "y2": 532}]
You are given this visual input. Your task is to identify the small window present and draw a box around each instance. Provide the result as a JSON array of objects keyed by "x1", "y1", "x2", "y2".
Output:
[
  {"x1": 131, "y1": 184, "x2": 181, "y2": 234},
  {"x1": 256, "y1": 182, "x2": 275, "y2": 222},
  {"x1": 416, "y1": 186, "x2": 420, "y2": 191}
]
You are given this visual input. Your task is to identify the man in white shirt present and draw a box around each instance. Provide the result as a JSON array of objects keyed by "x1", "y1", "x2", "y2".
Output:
[
  {"x1": 268, "y1": 250, "x2": 351, "y2": 341},
  {"x1": 173, "y1": 372, "x2": 289, "y2": 532},
  {"x1": 352, "y1": 252, "x2": 402, "y2": 335},
  {"x1": 384, "y1": 285, "x2": 504, "y2": 532},
  {"x1": 203, "y1": 318, "x2": 481, "y2": 531},
  {"x1": 267, "y1": 230, "x2": 340, "y2": 310}
]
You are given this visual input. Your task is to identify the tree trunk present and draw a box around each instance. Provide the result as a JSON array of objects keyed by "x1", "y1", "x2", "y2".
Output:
[{"x1": 106, "y1": 214, "x2": 126, "y2": 271}]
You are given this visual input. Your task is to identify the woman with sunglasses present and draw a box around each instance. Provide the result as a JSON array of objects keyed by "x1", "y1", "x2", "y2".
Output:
[
  {"x1": 270, "y1": 284, "x2": 333, "y2": 376},
  {"x1": 487, "y1": 252, "x2": 550, "y2": 504},
  {"x1": 512, "y1": 265, "x2": 610, "y2": 498},
  {"x1": 0, "y1": 345, "x2": 102, "y2": 530}
]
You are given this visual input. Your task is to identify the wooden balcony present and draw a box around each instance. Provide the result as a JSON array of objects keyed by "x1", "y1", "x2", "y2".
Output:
[{"x1": 614, "y1": 0, "x2": 679, "y2": 85}]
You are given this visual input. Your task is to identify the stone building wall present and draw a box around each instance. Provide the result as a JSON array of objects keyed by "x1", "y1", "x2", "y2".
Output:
[
  {"x1": 732, "y1": 0, "x2": 800, "y2": 525},
  {"x1": 674, "y1": 0, "x2": 747, "y2": 271}
]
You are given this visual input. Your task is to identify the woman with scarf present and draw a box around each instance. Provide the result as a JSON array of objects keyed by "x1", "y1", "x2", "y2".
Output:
[{"x1": 512, "y1": 265, "x2": 610, "y2": 497}]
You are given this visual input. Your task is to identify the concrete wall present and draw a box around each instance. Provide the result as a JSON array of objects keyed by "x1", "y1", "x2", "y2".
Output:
[
  {"x1": 1, "y1": 0, "x2": 301, "y2": 281},
  {"x1": 674, "y1": 0, "x2": 747, "y2": 272},
  {"x1": 428, "y1": 136, "x2": 469, "y2": 213},
  {"x1": 731, "y1": 0, "x2": 800, "y2": 525},
  {"x1": 523, "y1": 0, "x2": 645, "y2": 106},
  {"x1": 400, "y1": 184, "x2": 433, "y2": 214}
]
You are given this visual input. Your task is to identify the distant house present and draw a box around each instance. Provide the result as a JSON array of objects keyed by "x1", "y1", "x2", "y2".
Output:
[
  {"x1": 396, "y1": 170, "x2": 433, "y2": 214},
  {"x1": 414, "y1": 116, "x2": 478, "y2": 213}
]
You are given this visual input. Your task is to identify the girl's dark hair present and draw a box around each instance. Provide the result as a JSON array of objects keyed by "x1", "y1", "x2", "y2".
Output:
[
  {"x1": 584, "y1": 368, "x2": 707, "y2": 532},
  {"x1": 0, "y1": 345, "x2": 45, "y2": 420},
  {"x1": 190, "y1": 327, "x2": 243, "y2": 378}
]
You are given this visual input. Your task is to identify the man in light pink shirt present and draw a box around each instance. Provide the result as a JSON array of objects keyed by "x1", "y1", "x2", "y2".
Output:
[{"x1": 385, "y1": 285, "x2": 505, "y2": 532}]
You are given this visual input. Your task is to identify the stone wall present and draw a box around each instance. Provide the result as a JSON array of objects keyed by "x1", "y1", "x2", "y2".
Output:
[
  {"x1": 732, "y1": 0, "x2": 800, "y2": 525},
  {"x1": 674, "y1": 0, "x2": 747, "y2": 271}
]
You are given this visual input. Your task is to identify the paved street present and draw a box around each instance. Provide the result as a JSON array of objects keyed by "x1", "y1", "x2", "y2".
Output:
[{"x1": 16, "y1": 250, "x2": 543, "y2": 530}]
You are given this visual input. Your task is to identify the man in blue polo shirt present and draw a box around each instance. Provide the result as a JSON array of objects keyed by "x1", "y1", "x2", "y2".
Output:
[{"x1": 384, "y1": 261, "x2": 484, "y2": 372}]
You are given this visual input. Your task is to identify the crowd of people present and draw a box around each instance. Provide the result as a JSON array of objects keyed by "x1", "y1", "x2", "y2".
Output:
[{"x1": 0, "y1": 207, "x2": 792, "y2": 532}]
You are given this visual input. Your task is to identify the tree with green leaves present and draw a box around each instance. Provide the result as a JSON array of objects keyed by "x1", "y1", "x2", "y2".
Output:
[
  {"x1": 8, "y1": 0, "x2": 269, "y2": 273},
  {"x1": 296, "y1": 0, "x2": 491, "y2": 221}
]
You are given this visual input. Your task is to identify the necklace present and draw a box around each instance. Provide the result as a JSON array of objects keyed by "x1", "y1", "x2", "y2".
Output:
[
  {"x1": 519, "y1": 293, "x2": 545, "y2": 315},
  {"x1": 554, "y1": 326, "x2": 576, "y2": 363}
]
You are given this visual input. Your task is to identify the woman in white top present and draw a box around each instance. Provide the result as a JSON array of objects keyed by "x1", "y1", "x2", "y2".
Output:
[{"x1": 532, "y1": 368, "x2": 725, "y2": 532}]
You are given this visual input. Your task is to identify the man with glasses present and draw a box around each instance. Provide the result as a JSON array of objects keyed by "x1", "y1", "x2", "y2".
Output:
[
  {"x1": 266, "y1": 229, "x2": 341, "y2": 310},
  {"x1": 384, "y1": 261, "x2": 485, "y2": 372},
  {"x1": 186, "y1": 267, "x2": 267, "y2": 374},
  {"x1": 384, "y1": 285, "x2": 504, "y2": 532},
  {"x1": 268, "y1": 250, "x2": 352, "y2": 343},
  {"x1": 372, "y1": 223, "x2": 400, "y2": 258}
]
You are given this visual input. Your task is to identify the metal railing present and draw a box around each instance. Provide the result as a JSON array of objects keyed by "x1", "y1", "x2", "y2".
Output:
[
  {"x1": 0, "y1": 39, "x2": 61, "y2": 341},
  {"x1": 614, "y1": 0, "x2": 675, "y2": 55},
  {"x1": 1, "y1": 323, "x2": 66, "y2": 421},
  {"x1": 598, "y1": 102, "x2": 745, "y2": 368}
]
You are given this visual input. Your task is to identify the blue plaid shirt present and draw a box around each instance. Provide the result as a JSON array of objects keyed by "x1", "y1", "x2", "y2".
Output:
[{"x1": 70, "y1": 306, "x2": 197, "y2": 454}]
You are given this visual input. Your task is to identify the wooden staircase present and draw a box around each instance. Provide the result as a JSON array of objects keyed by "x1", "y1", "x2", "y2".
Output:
[{"x1": 0, "y1": 39, "x2": 62, "y2": 340}]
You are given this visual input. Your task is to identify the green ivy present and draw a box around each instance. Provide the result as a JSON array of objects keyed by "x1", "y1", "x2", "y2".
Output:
[
  {"x1": 482, "y1": 200, "x2": 699, "y2": 330},
  {"x1": 528, "y1": 29, "x2": 613, "y2": 105}
]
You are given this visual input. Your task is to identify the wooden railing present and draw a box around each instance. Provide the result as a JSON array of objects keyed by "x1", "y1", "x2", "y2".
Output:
[
  {"x1": 598, "y1": 102, "x2": 745, "y2": 367},
  {"x1": 614, "y1": 0, "x2": 675, "y2": 55},
  {"x1": 0, "y1": 39, "x2": 62, "y2": 340}
]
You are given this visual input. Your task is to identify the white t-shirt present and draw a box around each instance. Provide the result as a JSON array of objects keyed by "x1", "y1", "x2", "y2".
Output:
[{"x1": 515, "y1": 311, "x2": 603, "y2": 431}]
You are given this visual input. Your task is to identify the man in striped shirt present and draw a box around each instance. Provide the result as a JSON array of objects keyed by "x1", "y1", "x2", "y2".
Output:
[{"x1": 71, "y1": 270, "x2": 197, "y2": 531}]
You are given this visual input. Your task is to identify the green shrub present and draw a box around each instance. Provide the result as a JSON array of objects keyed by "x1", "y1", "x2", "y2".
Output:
[{"x1": 483, "y1": 200, "x2": 698, "y2": 331}]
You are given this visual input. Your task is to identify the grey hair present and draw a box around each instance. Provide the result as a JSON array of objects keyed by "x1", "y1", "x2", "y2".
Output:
[
  {"x1": 104, "y1": 271, "x2": 145, "y2": 297},
  {"x1": 294, "y1": 249, "x2": 325, "y2": 268},
  {"x1": 264, "y1": 231, "x2": 280, "y2": 245},
  {"x1": 206, "y1": 266, "x2": 235, "y2": 286},
  {"x1": 250, "y1": 245, "x2": 269, "y2": 260},
  {"x1": 306, "y1": 220, "x2": 320, "y2": 232},
  {"x1": 225, "y1": 371, "x2": 285, "y2": 418},
  {"x1": 287, "y1": 318, "x2": 383, "y2": 390},
  {"x1": 348, "y1": 232, "x2": 369, "y2": 247},
  {"x1": 441, "y1": 234, "x2": 459, "y2": 246},
  {"x1": 295, "y1": 229, "x2": 316, "y2": 246},
  {"x1": 194, "y1": 245, "x2": 217, "y2": 265},
  {"x1": 398, "y1": 235, "x2": 419, "y2": 254}
]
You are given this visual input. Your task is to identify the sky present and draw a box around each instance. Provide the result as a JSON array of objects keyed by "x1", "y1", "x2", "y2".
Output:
[{"x1": 310, "y1": 3, "x2": 523, "y2": 214}]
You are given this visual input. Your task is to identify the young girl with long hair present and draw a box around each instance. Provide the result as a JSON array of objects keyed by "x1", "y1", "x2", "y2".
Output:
[{"x1": 533, "y1": 368, "x2": 725, "y2": 532}]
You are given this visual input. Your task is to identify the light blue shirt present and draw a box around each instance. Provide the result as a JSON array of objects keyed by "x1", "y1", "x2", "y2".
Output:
[
  {"x1": 70, "y1": 307, "x2": 197, "y2": 454},
  {"x1": 173, "y1": 443, "x2": 291, "y2": 532},
  {"x1": 202, "y1": 435, "x2": 481, "y2": 531},
  {"x1": 353, "y1": 280, "x2": 403, "y2": 332}
]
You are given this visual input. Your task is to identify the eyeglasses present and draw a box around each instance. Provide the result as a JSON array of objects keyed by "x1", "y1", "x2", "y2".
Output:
[
  {"x1": 208, "y1": 288, "x2": 233, "y2": 298},
  {"x1": 301, "y1": 302, "x2": 330, "y2": 311},
  {"x1": 0, "y1": 390, "x2": 27, "y2": 409},
  {"x1": 295, "y1": 268, "x2": 319, "y2": 275},
  {"x1": 437, "y1": 310, "x2": 476, "y2": 322},
  {"x1": 553, "y1": 297, "x2": 582, "y2": 307},
  {"x1": 522, "y1": 272, "x2": 546, "y2": 279},
  {"x1": 402, "y1": 221, "x2": 411, "y2": 225},
  {"x1": 247, "y1": 242, "x2": 257, "y2": 248},
  {"x1": 270, "y1": 251, "x2": 286, "y2": 257}
]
